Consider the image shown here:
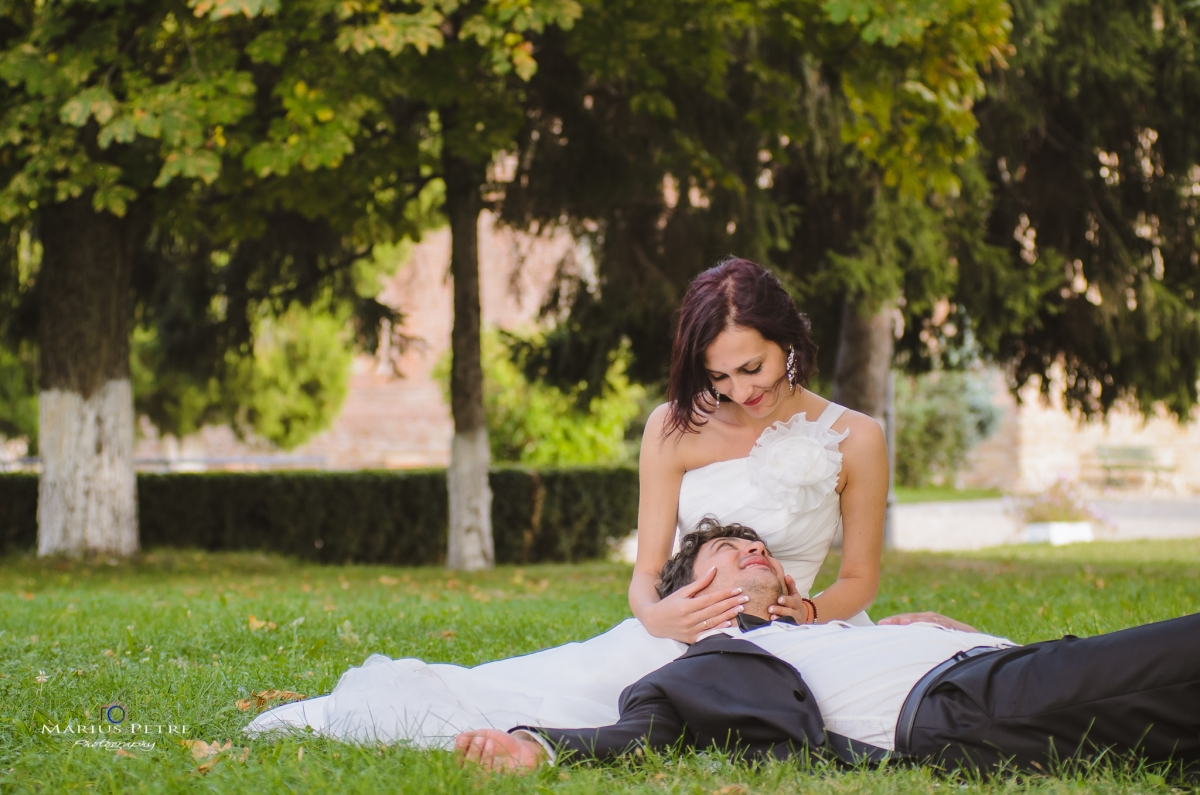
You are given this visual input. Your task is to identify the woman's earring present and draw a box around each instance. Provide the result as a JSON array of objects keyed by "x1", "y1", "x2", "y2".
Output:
[
  {"x1": 709, "y1": 385, "x2": 721, "y2": 402},
  {"x1": 786, "y1": 346, "x2": 797, "y2": 394}
]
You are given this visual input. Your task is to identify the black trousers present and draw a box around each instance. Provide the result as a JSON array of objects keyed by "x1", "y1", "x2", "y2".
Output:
[{"x1": 910, "y1": 613, "x2": 1200, "y2": 774}]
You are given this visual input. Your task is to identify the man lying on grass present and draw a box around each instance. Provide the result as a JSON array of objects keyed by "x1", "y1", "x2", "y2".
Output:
[{"x1": 456, "y1": 518, "x2": 1200, "y2": 776}]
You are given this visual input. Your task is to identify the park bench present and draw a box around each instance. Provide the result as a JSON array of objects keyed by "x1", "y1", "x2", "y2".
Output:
[{"x1": 1094, "y1": 445, "x2": 1174, "y2": 488}]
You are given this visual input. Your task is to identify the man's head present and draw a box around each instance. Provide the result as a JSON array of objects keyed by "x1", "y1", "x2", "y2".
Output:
[{"x1": 656, "y1": 518, "x2": 786, "y2": 616}]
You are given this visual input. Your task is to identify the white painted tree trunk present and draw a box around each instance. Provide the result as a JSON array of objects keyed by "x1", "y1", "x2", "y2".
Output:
[
  {"x1": 36, "y1": 379, "x2": 138, "y2": 557},
  {"x1": 446, "y1": 426, "x2": 493, "y2": 570}
]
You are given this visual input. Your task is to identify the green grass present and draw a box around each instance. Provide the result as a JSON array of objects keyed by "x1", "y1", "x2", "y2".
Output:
[
  {"x1": 2, "y1": 540, "x2": 1199, "y2": 793},
  {"x1": 894, "y1": 486, "x2": 1004, "y2": 504}
]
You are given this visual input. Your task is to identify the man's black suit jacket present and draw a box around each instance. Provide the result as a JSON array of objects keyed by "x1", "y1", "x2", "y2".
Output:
[{"x1": 521, "y1": 634, "x2": 885, "y2": 764}]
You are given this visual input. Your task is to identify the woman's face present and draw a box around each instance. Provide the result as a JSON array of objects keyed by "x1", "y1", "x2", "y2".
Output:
[{"x1": 703, "y1": 326, "x2": 789, "y2": 418}]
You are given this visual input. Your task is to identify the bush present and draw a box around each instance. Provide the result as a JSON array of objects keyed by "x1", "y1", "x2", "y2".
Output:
[
  {"x1": 0, "y1": 472, "x2": 36, "y2": 555},
  {"x1": 437, "y1": 330, "x2": 647, "y2": 466},
  {"x1": 894, "y1": 370, "x2": 1000, "y2": 488},
  {"x1": 0, "y1": 467, "x2": 638, "y2": 565},
  {"x1": 1014, "y1": 480, "x2": 1100, "y2": 523}
]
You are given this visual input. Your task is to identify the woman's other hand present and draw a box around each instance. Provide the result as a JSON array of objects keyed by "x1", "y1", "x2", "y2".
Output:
[
  {"x1": 767, "y1": 575, "x2": 811, "y2": 623},
  {"x1": 878, "y1": 612, "x2": 978, "y2": 633},
  {"x1": 639, "y1": 566, "x2": 749, "y2": 643}
]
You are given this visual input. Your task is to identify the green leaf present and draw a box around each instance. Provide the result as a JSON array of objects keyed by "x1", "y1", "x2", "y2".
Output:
[
  {"x1": 243, "y1": 142, "x2": 292, "y2": 178},
  {"x1": 821, "y1": 0, "x2": 873, "y2": 26},
  {"x1": 246, "y1": 31, "x2": 288, "y2": 65},
  {"x1": 153, "y1": 149, "x2": 222, "y2": 187},
  {"x1": 335, "y1": 10, "x2": 445, "y2": 55},
  {"x1": 189, "y1": 0, "x2": 280, "y2": 21},
  {"x1": 59, "y1": 87, "x2": 118, "y2": 128},
  {"x1": 92, "y1": 183, "x2": 137, "y2": 217},
  {"x1": 97, "y1": 116, "x2": 138, "y2": 149}
]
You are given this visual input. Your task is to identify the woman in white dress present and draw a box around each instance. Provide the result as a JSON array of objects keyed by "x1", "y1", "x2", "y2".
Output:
[{"x1": 247, "y1": 257, "x2": 888, "y2": 745}]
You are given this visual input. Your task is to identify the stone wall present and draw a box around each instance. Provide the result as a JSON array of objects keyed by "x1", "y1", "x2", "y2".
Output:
[{"x1": 961, "y1": 369, "x2": 1200, "y2": 495}]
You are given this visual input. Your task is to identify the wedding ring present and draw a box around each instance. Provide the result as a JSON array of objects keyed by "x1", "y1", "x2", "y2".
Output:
[{"x1": 702, "y1": 619, "x2": 708, "y2": 629}]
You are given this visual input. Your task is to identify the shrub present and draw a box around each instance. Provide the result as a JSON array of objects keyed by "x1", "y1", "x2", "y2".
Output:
[
  {"x1": 437, "y1": 330, "x2": 647, "y2": 466},
  {"x1": 0, "y1": 472, "x2": 36, "y2": 554},
  {"x1": 0, "y1": 467, "x2": 638, "y2": 565},
  {"x1": 894, "y1": 370, "x2": 1000, "y2": 488}
]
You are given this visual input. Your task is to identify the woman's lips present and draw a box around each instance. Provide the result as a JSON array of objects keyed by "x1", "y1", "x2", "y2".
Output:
[{"x1": 743, "y1": 393, "x2": 764, "y2": 407}]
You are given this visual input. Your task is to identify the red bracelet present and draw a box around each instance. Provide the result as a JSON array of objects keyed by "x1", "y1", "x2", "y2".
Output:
[{"x1": 800, "y1": 597, "x2": 818, "y2": 624}]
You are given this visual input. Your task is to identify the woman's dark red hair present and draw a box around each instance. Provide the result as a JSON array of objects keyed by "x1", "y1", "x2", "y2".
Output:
[{"x1": 664, "y1": 257, "x2": 817, "y2": 436}]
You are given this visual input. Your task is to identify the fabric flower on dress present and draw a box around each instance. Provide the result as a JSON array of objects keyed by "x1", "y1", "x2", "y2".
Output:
[{"x1": 746, "y1": 412, "x2": 849, "y2": 515}]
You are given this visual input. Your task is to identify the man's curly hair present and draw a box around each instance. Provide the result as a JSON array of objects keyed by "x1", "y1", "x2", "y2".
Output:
[{"x1": 655, "y1": 517, "x2": 764, "y2": 599}]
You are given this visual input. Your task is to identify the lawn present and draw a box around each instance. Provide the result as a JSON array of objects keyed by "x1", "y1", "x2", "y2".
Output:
[
  {"x1": 2, "y1": 538, "x2": 1199, "y2": 793},
  {"x1": 893, "y1": 487, "x2": 1004, "y2": 504}
]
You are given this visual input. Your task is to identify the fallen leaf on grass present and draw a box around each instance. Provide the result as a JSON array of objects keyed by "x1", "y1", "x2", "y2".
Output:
[
  {"x1": 440, "y1": 629, "x2": 457, "y2": 640},
  {"x1": 19, "y1": 592, "x2": 34, "y2": 600},
  {"x1": 247, "y1": 615, "x2": 276, "y2": 632},
  {"x1": 184, "y1": 739, "x2": 223, "y2": 760},
  {"x1": 115, "y1": 749, "x2": 135, "y2": 759},
  {"x1": 182, "y1": 740, "x2": 250, "y2": 773},
  {"x1": 713, "y1": 786, "x2": 747, "y2": 795},
  {"x1": 378, "y1": 576, "x2": 400, "y2": 586},
  {"x1": 235, "y1": 690, "x2": 307, "y2": 712}
]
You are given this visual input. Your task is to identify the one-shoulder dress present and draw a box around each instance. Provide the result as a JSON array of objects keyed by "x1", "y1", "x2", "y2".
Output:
[{"x1": 247, "y1": 402, "x2": 866, "y2": 745}]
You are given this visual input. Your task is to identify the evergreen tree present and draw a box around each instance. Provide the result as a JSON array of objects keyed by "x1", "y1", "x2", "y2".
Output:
[{"x1": 960, "y1": 0, "x2": 1200, "y2": 416}]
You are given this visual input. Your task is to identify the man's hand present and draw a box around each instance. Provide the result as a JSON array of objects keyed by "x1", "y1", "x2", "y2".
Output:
[
  {"x1": 455, "y1": 729, "x2": 547, "y2": 773},
  {"x1": 878, "y1": 612, "x2": 978, "y2": 633}
]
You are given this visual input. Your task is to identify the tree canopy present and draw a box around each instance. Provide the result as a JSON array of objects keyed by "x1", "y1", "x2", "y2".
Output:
[
  {"x1": 497, "y1": 0, "x2": 1012, "y2": 397},
  {"x1": 962, "y1": 0, "x2": 1200, "y2": 417},
  {"x1": 4, "y1": 0, "x2": 1198, "y2": 478},
  {"x1": 0, "y1": 0, "x2": 425, "y2": 450}
]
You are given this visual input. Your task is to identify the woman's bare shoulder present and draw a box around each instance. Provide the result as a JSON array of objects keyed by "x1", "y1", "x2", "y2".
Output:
[
  {"x1": 641, "y1": 402, "x2": 675, "y2": 446},
  {"x1": 641, "y1": 401, "x2": 717, "y2": 464},
  {"x1": 832, "y1": 407, "x2": 887, "y2": 458}
]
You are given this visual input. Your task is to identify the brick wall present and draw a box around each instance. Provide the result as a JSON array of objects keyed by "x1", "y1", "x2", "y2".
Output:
[{"x1": 135, "y1": 212, "x2": 571, "y2": 470}]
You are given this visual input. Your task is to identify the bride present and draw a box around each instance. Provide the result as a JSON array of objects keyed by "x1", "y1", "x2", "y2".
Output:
[{"x1": 248, "y1": 257, "x2": 888, "y2": 745}]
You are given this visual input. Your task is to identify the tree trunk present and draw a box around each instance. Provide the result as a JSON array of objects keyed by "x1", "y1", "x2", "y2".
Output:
[
  {"x1": 36, "y1": 198, "x2": 139, "y2": 558},
  {"x1": 831, "y1": 297, "x2": 894, "y2": 421},
  {"x1": 442, "y1": 152, "x2": 494, "y2": 571}
]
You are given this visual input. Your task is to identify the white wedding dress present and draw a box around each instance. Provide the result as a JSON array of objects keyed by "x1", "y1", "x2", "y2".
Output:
[{"x1": 247, "y1": 402, "x2": 865, "y2": 746}]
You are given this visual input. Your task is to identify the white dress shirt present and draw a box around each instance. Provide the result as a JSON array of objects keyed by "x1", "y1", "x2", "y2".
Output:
[{"x1": 709, "y1": 620, "x2": 1016, "y2": 749}]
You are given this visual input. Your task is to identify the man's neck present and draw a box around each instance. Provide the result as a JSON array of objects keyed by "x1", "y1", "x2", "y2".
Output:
[{"x1": 741, "y1": 601, "x2": 774, "y2": 623}]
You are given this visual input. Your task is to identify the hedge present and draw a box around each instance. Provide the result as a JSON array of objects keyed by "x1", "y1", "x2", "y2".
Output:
[{"x1": 0, "y1": 466, "x2": 639, "y2": 565}]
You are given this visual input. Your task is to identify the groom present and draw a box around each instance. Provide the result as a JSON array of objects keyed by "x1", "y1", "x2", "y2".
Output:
[{"x1": 456, "y1": 519, "x2": 1200, "y2": 775}]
